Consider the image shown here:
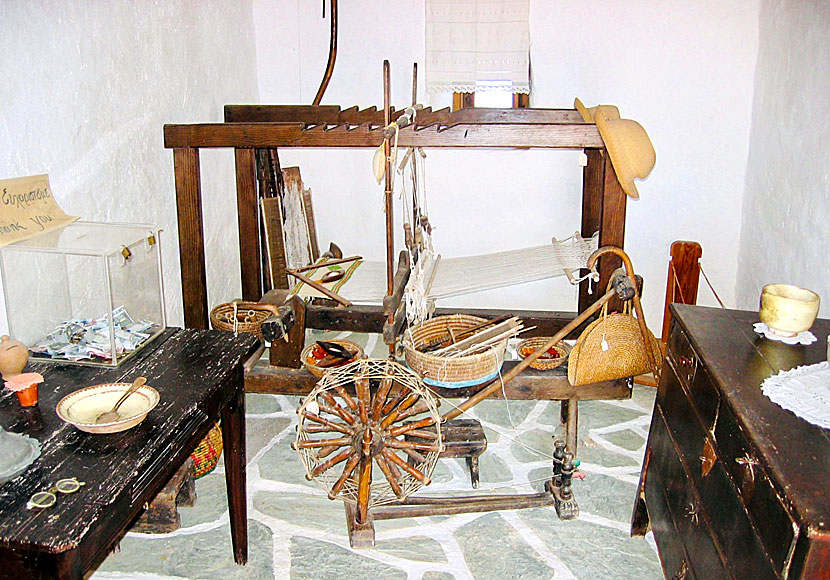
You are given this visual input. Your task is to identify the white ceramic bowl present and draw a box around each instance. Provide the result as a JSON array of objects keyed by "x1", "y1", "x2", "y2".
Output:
[
  {"x1": 759, "y1": 284, "x2": 820, "y2": 337},
  {"x1": 56, "y1": 382, "x2": 160, "y2": 434}
]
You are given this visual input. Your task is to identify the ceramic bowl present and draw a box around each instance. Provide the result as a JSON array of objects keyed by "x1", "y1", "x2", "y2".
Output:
[
  {"x1": 56, "y1": 382, "x2": 160, "y2": 434},
  {"x1": 759, "y1": 284, "x2": 820, "y2": 337},
  {"x1": 301, "y1": 340, "x2": 363, "y2": 378}
]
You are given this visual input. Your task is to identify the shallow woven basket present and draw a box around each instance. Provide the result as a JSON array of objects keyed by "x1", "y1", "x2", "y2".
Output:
[
  {"x1": 517, "y1": 337, "x2": 572, "y2": 371},
  {"x1": 403, "y1": 315, "x2": 507, "y2": 387},
  {"x1": 191, "y1": 422, "x2": 223, "y2": 479},
  {"x1": 210, "y1": 300, "x2": 279, "y2": 340},
  {"x1": 301, "y1": 340, "x2": 364, "y2": 378}
]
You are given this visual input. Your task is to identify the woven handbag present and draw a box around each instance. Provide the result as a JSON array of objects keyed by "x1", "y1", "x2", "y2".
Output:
[{"x1": 568, "y1": 302, "x2": 662, "y2": 386}]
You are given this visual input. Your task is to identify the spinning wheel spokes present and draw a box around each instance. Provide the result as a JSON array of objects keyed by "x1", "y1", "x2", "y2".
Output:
[{"x1": 294, "y1": 358, "x2": 443, "y2": 520}]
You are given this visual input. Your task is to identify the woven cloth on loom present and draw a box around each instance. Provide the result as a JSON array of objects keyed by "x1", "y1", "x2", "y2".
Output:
[{"x1": 289, "y1": 233, "x2": 598, "y2": 305}]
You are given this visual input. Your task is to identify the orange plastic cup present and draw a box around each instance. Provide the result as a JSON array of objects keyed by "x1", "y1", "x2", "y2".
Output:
[{"x1": 15, "y1": 384, "x2": 38, "y2": 407}]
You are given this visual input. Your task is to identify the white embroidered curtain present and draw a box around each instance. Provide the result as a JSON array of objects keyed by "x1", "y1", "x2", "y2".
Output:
[{"x1": 425, "y1": 0, "x2": 530, "y2": 95}]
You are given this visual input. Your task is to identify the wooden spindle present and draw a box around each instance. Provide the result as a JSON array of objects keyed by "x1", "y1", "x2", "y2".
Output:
[
  {"x1": 301, "y1": 411, "x2": 353, "y2": 435},
  {"x1": 381, "y1": 448, "x2": 430, "y2": 485},
  {"x1": 311, "y1": 448, "x2": 353, "y2": 477},
  {"x1": 328, "y1": 452, "x2": 362, "y2": 499}
]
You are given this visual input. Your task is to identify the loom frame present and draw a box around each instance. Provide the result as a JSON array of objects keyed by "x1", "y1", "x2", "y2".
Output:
[
  {"x1": 163, "y1": 104, "x2": 628, "y2": 336},
  {"x1": 163, "y1": 101, "x2": 634, "y2": 547}
]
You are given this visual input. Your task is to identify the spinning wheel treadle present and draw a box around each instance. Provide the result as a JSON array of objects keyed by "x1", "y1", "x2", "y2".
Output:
[{"x1": 294, "y1": 358, "x2": 443, "y2": 513}]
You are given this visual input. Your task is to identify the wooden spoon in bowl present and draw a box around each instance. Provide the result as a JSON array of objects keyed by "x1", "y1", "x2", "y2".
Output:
[{"x1": 95, "y1": 376, "x2": 147, "y2": 424}]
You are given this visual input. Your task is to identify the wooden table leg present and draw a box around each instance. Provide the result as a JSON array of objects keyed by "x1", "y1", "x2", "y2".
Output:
[
  {"x1": 565, "y1": 398, "x2": 578, "y2": 458},
  {"x1": 221, "y1": 372, "x2": 248, "y2": 565},
  {"x1": 54, "y1": 549, "x2": 84, "y2": 580}
]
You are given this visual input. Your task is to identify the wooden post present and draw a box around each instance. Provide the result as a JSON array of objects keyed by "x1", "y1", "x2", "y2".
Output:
[
  {"x1": 579, "y1": 149, "x2": 627, "y2": 314},
  {"x1": 235, "y1": 148, "x2": 261, "y2": 302},
  {"x1": 269, "y1": 295, "x2": 306, "y2": 368},
  {"x1": 661, "y1": 241, "x2": 702, "y2": 341},
  {"x1": 383, "y1": 60, "x2": 395, "y2": 356},
  {"x1": 579, "y1": 149, "x2": 603, "y2": 313},
  {"x1": 174, "y1": 147, "x2": 208, "y2": 329}
]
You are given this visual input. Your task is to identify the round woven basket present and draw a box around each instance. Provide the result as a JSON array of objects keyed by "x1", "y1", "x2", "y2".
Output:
[
  {"x1": 191, "y1": 422, "x2": 223, "y2": 479},
  {"x1": 517, "y1": 337, "x2": 572, "y2": 371},
  {"x1": 209, "y1": 300, "x2": 279, "y2": 340},
  {"x1": 301, "y1": 340, "x2": 364, "y2": 378},
  {"x1": 403, "y1": 315, "x2": 507, "y2": 388}
]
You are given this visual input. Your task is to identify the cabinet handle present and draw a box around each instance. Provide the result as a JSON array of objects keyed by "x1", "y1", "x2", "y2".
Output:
[
  {"x1": 684, "y1": 502, "x2": 699, "y2": 525},
  {"x1": 736, "y1": 453, "x2": 758, "y2": 495},
  {"x1": 700, "y1": 439, "x2": 716, "y2": 477},
  {"x1": 671, "y1": 560, "x2": 689, "y2": 580}
]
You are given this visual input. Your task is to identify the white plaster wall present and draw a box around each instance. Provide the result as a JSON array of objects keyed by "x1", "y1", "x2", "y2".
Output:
[
  {"x1": 253, "y1": 0, "x2": 759, "y2": 331},
  {"x1": 737, "y1": 0, "x2": 830, "y2": 318},
  {"x1": 0, "y1": 1, "x2": 258, "y2": 333}
]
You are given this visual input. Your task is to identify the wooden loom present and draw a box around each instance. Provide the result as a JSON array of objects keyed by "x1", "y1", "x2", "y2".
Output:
[{"x1": 163, "y1": 65, "x2": 641, "y2": 546}]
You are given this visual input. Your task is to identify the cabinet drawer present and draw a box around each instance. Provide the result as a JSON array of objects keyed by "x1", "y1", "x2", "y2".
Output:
[
  {"x1": 659, "y1": 366, "x2": 780, "y2": 580},
  {"x1": 714, "y1": 403, "x2": 797, "y2": 574},
  {"x1": 667, "y1": 323, "x2": 698, "y2": 385},
  {"x1": 665, "y1": 328, "x2": 720, "y2": 431},
  {"x1": 645, "y1": 408, "x2": 733, "y2": 580}
]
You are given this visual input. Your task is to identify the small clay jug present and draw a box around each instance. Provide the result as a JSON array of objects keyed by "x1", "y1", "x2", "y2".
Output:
[{"x1": 0, "y1": 335, "x2": 29, "y2": 380}]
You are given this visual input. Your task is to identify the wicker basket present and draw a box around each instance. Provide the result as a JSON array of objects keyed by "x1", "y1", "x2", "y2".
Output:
[
  {"x1": 517, "y1": 337, "x2": 572, "y2": 371},
  {"x1": 191, "y1": 422, "x2": 223, "y2": 479},
  {"x1": 403, "y1": 315, "x2": 507, "y2": 388},
  {"x1": 301, "y1": 340, "x2": 364, "y2": 378},
  {"x1": 209, "y1": 300, "x2": 279, "y2": 340}
]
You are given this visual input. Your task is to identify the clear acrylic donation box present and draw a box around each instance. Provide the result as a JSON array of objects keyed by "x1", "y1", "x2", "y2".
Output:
[{"x1": 0, "y1": 222, "x2": 167, "y2": 367}]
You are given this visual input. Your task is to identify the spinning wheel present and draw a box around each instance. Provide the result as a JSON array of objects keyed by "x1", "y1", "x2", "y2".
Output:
[
  {"x1": 291, "y1": 246, "x2": 653, "y2": 546},
  {"x1": 294, "y1": 358, "x2": 443, "y2": 521}
]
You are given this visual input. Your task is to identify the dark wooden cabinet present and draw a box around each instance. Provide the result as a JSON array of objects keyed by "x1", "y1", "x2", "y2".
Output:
[{"x1": 633, "y1": 305, "x2": 830, "y2": 579}]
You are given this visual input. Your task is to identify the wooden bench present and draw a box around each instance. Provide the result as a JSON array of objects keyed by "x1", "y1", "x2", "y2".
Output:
[
  {"x1": 407, "y1": 418, "x2": 487, "y2": 489},
  {"x1": 132, "y1": 458, "x2": 197, "y2": 533}
]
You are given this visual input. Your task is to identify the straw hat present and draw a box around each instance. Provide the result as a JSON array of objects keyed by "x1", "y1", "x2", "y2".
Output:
[
  {"x1": 574, "y1": 97, "x2": 619, "y2": 123},
  {"x1": 574, "y1": 98, "x2": 656, "y2": 198},
  {"x1": 593, "y1": 104, "x2": 655, "y2": 199}
]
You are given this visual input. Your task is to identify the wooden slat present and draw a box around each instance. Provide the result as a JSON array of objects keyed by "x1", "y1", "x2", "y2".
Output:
[
  {"x1": 223, "y1": 104, "x2": 585, "y2": 126},
  {"x1": 224, "y1": 104, "x2": 343, "y2": 123},
  {"x1": 234, "y1": 148, "x2": 261, "y2": 301},
  {"x1": 163, "y1": 122, "x2": 603, "y2": 149},
  {"x1": 302, "y1": 303, "x2": 589, "y2": 338},
  {"x1": 261, "y1": 197, "x2": 288, "y2": 290},
  {"x1": 173, "y1": 147, "x2": 208, "y2": 329},
  {"x1": 246, "y1": 357, "x2": 630, "y2": 400},
  {"x1": 661, "y1": 241, "x2": 702, "y2": 341}
]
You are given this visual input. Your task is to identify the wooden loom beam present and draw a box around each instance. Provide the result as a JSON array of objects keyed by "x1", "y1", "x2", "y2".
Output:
[
  {"x1": 223, "y1": 104, "x2": 585, "y2": 126},
  {"x1": 167, "y1": 104, "x2": 625, "y2": 332},
  {"x1": 163, "y1": 122, "x2": 604, "y2": 150}
]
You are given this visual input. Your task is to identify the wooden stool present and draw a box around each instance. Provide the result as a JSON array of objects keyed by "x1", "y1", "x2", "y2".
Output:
[
  {"x1": 132, "y1": 458, "x2": 197, "y2": 533},
  {"x1": 407, "y1": 418, "x2": 487, "y2": 488}
]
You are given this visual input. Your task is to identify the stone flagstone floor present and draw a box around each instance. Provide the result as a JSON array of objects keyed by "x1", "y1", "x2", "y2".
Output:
[{"x1": 90, "y1": 332, "x2": 663, "y2": 579}]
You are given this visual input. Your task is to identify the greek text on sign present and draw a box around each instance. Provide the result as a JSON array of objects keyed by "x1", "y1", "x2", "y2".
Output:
[{"x1": 0, "y1": 174, "x2": 79, "y2": 248}]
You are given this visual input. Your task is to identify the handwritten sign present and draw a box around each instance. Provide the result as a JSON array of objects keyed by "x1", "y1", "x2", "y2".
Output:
[{"x1": 0, "y1": 174, "x2": 78, "y2": 248}]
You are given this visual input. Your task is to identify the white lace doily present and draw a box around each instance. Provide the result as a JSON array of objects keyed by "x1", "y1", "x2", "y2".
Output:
[
  {"x1": 753, "y1": 322, "x2": 817, "y2": 345},
  {"x1": 761, "y1": 361, "x2": 830, "y2": 429}
]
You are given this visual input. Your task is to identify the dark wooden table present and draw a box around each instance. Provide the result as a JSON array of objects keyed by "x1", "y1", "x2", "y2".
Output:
[
  {"x1": 633, "y1": 305, "x2": 830, "y2": 579},
  {"x1": 0, "y1": 328, "x2": 259, "y2": 580}
]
